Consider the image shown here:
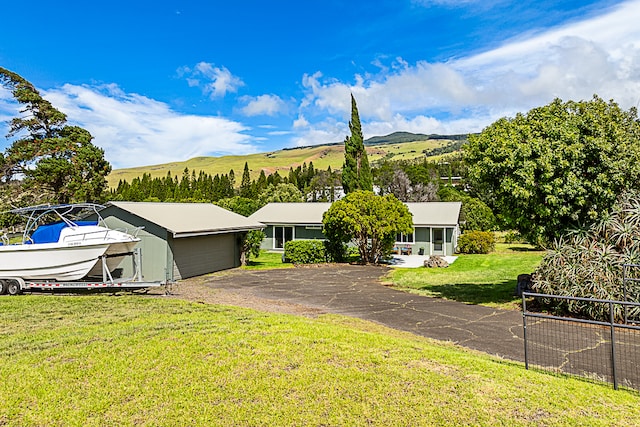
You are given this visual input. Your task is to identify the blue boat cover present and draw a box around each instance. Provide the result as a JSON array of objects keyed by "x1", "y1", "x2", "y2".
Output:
[{"x1": 29, "y1": 221, "x2": 98, "y2": 244}]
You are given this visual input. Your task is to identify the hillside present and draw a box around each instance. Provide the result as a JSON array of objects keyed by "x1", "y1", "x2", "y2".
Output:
[{"x1": 107, "y1": 133, "x2": 466, "y2": 187}]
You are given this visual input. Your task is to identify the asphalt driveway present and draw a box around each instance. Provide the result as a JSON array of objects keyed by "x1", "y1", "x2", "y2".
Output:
[{"x1": 204, "y1": 264, "x2": 525, "y2": 362}]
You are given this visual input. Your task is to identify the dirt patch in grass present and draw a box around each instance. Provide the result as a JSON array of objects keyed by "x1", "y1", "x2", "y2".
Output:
[{"x1": 160, "y1": 271, "x2": 325, "y2": 317}]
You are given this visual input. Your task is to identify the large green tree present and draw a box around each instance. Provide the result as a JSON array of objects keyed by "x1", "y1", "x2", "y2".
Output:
[
  {"x1": 258, "y1": 183, "x2": 304, "y2": 205},
  {"x1": 465, "y1": 96, "x2": 640, "y2": 246},
  {"x1": 322, "y1": 190, "x2": 413, "y2": 264},
  {"x1": 438, "y1": 185, "x2": 495, "y2": 232},
  {"x1": 341, "y1": 94, "x2": 373, "y2": 193},
  {"x1": 0, "y1": 67, "x2": 111, "y2": 204}
]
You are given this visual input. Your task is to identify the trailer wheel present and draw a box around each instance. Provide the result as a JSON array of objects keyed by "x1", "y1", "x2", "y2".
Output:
[
  {"x1": 0, "y1": 280, "x2": 7, "y2": 295},
  {"x1": 7, "y1": 280, "x2": 21, "y2": 296}
]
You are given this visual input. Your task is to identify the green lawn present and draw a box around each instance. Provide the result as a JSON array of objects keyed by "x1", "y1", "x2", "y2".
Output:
[
  {"x1": 0, "y1": 295, "x2": 638, "y2": 426},
  {"x1": 389, "y1": 244, "x2": 545, "y2": 309},
  {"x1": 243, "y1": 250, "x2": 293, "y2": 270}
]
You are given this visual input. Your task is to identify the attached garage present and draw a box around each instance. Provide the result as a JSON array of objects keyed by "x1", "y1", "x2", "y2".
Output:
[{"x1": 96, "y1": 202, "x2": 264, "y2": 282}]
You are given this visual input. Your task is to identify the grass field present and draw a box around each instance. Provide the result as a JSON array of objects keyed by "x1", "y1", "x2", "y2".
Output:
[
  {"x1": 1, "y1": 294, "x2": 638, "y2": 426},
  {"x1": 107, "y1": 139, "x2": 452, "y2": 187},
  {"x1": 244, "y1": 250, "x2": 293, "y2": 270},
  {"x1": 388, "y1": 244, "x2": 545, "y2": 310}
]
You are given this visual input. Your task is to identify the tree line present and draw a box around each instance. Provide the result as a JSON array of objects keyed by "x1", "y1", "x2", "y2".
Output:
[{"x1": 109, "y1": 161, "x2": 343, "y2": 203}]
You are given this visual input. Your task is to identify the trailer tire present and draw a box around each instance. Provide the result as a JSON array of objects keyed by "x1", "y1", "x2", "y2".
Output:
[
  {"x1": 7, "y1": 280, "x2": 21, "y2": 296},
  {"x1": 0, "y1": 280, "x2": 7, "y2": 295}
]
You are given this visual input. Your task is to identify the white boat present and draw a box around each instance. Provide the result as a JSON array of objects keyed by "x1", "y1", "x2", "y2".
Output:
[{"x1": 0, "y1": 204, "x2": 140, "y2": 281}]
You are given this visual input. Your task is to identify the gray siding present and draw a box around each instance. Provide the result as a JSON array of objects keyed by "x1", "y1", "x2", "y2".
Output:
[
  {"x1": 101, "y1": 210, "x2": 170, "y2": 282},
  {"x1": 294, "y1": 226, "x2": 325, "y2": 240},
  {"x1": 413, "y1": 227, "x2": 431, "y2": 255},
  {"x1": 261, "y1": 225, "x2": 274, "y2": 250},
  {"x1": 401, "y1": 226, "x2": 457, "y2": 256},
  {"x1": 446, "y1": 228, "x2": 455, "y2": 256},
  {"x1": 259, "y1": 223, "x2": 459, "y2": 256},
  {"x1": 100, "y1": 206, "x2": 242, "y2": 282},
  {"x1": 170, "y1": 234, "x2": 237, "y2": 280},
  {"x1": 260, "y1": 225, "x2": 325, "y2": 250}
]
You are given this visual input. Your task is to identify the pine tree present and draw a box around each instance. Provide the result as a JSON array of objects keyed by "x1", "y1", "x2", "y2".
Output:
[
  {"x1": 341, "y1": 94, "x2": 373, "y2": 193},
  {"x1": 256, "y1": 170, "x2": 268, "y2": 194},
  {"x1": 239, "y1": 162, "x2": 253, "y2": 198}
]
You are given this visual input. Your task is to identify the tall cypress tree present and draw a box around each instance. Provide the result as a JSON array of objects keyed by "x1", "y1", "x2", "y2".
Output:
[{"x1": 341, "y1": 94, "x2": 373, "y2": 194}]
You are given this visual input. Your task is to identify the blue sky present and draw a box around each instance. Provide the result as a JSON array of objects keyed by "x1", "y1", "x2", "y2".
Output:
[{"x1": 1, "y1": 0, "x2": 639, "y2": 168}]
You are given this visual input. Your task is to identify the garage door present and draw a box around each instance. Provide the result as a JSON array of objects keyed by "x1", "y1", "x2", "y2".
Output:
[{"x1": 171, "y1": 234, "x2": 237, "y2": 280}]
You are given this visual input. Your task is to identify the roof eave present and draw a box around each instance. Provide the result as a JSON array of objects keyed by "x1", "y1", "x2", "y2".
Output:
[{"x1": 172, "y1": 225, "x2": 264, "y2": 239}]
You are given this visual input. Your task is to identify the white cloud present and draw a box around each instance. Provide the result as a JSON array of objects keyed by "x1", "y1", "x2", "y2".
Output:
[
  {"x1": 42, "y1": 83, "x2": 256, "y2": 168},
  {"x1": 298, "y1": 0, "x2": 640, "y2": 140},
  {"x1": 180, "y1": 62, "x2": 245, "y2": 98},
  {"x1": 240, "y1": 94, "x2": 286, "y2": 116},
  {"x1": 293, "y1": 114, "x2": 309, "y2": 129},
  {"x1": 289, "y1": 115, "x2": 346, "y2": 147},
  {"x1": 267, "y1": 130, "x2": 292, "y2": 136}
]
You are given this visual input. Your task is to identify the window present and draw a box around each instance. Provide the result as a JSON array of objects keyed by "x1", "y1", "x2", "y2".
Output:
[
  {"x1": 274, "y1": 226, "x2": 294, "y2": 249},
  {"x1": 395, "y1": 231, "x2": 414, "y2": 244}
]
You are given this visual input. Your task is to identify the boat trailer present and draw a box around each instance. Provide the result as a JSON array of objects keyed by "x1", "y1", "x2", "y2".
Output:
[{"x1": 0, "y1": 248, "x2": 165, "y2": 295}]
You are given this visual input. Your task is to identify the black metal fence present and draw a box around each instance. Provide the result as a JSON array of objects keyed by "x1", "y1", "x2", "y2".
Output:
[{"x1": 522, "y1": 292, "x2": 640, "y2": 391}]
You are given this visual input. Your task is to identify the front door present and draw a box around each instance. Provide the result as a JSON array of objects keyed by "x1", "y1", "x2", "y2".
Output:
[{"x1": 432, "y1": 228, "x2": 445, "y2": 255}]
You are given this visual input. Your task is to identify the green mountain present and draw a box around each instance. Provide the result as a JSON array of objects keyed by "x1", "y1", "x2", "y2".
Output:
[
  {"x1": 108, "y1": 132, "x2": 467, "y2": 187},
  {"x1": 364, "y1": 131, "x2": 469, "y2": 145}
]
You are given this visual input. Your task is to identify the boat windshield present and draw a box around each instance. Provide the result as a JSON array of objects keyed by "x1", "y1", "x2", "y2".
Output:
[{"x1": 3, "y1": 203, "x2": 106, "y2": 244}]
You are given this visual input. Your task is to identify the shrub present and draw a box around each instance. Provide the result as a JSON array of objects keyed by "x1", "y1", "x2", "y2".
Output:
[
  {"x1": 503, "y1": 230, "x2": 526, "y2": 244},
  {"x1": 284, "y1": 240, "x2": 327, "y2": 264},
  {"x1": 532, "y1": 191, "x2": 640, "y2": 321},
  {"x1": 323, "y1": 239, "x2": 347, "y2": 263},
  {"x1": 457, "y1": 231, "x2": 495, "y2": 254}
]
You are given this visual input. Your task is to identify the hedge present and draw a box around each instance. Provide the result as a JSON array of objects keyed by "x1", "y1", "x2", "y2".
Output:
[{"x1": 284, "y1": 240, "x2": 327, "y2": 264}]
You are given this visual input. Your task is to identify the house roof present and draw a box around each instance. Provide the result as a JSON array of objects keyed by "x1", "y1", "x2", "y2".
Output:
[
  {"x1": 404, "y1": 202, "x2": 462, "y2": 226},
  {"x1": 104, "y1": 201, "x2": 264, "y2": 238},
  {"x1": 248, "y1": 202, "x2": 332, "y2": 225},
  {"x1": 248, "y1": 201, "x2": 462, "y2": 227}
]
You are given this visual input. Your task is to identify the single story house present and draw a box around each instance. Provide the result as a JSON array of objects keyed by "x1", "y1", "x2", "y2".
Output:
[
  {"x1": 248, "y1": 201, "x2": 462, "y2": 256},
  {"x1": 95, "y1": 202, "x2": 264, "y2": 282}
]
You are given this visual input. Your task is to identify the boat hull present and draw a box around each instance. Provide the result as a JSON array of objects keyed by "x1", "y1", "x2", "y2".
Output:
[
  {"x1": 1, "y1": 206, "x2": 142, "y2": 282},
  {"x1": 85, "y1": 240, "x2": 140, "y2": 278},
  {"x1": 0, "y1": 243, "x2": 110, "y2": 281}
]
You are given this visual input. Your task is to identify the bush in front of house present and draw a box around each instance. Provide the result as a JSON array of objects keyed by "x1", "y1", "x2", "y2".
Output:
[
  {"x1": 457, "y1": 231, "x2": 495, "y2": 254},
  {"x1": 284, "y1": 240, "x2": 327, "y2": 264}
]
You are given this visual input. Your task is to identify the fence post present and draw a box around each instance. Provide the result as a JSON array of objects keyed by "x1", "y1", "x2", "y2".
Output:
[
  {"x1": 523, "y1": 293, "x2": 529, "y2": 370},
  {"x1": 610, "y1": 301, "x2": 618, "y2": 390}
]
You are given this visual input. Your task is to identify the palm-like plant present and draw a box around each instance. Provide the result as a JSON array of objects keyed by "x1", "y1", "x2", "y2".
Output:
[{"x1": 532, "y1": 191, "x2": 640, "y2": 321}]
